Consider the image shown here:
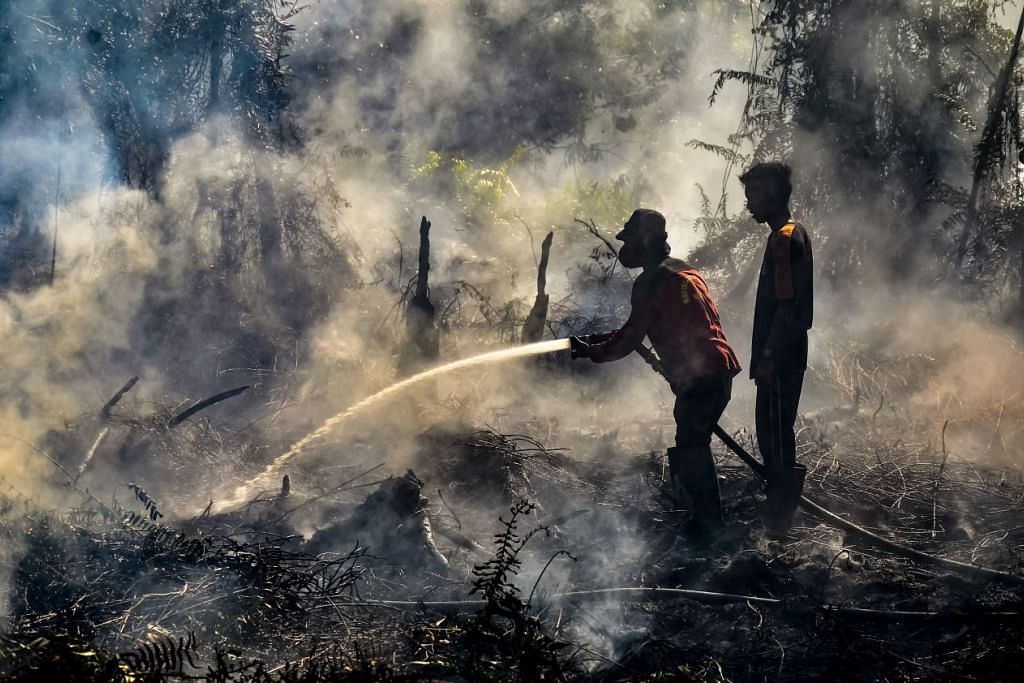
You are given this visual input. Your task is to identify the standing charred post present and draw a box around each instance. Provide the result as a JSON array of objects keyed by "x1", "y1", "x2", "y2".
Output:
[
  {"x1": 398, "y1": 216, "x2": 440, "y2": 375},
  {"x1": 521, "y1": 231, "x2": 553, "y2": 343}
]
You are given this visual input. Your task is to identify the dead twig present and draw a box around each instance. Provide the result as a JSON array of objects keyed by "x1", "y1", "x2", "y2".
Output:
[
  {"x1": 573, "y1": 217, "x2": 618, "y2": 257},
  {"x1": 101, "y1": 376, "x2": 140, "y2": 420},
  {"x1": 74, "y1": 427, "x2": 110, "y2": 485},
  {"x1": 932, "y1": 420, "x2": 951, "y2": 538},
  {"x1": 167, "y1": 385, "x2": 251, "y2": 428}
]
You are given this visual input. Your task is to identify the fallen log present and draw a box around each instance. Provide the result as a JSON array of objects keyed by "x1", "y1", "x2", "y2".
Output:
[{"x1": 430, "y1": 520, "x2": 489, "y2": 556}]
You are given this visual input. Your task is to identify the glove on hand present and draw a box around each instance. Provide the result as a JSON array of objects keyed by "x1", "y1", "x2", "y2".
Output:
[
  {"x1": 570, "y1": 333, "x2": 610, "y2": 359},
  {"x1": 569, "y1": 336, "x2": 591, "y2": 359}
]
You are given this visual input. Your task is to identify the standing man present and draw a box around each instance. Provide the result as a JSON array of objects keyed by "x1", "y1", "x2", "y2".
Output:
[
  {"x1": 740, "y1": 162, "x2": 814, "y2": 535},
  {"x1": 570, "y1": 209, "x2": 741, "y2": 538}
]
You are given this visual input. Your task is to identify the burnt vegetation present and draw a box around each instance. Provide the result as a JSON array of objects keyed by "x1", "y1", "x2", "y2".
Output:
[{"x1": 3, "y1": 1, "x2": 1024, "y2": 681}]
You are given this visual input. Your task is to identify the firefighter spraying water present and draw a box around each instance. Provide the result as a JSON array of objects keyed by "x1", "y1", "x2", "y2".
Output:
[
  {"x1": 569, "y1": 209, "x2": 742, "y2": 540},
  {"x1": 217, "y1": 208, "x2": 746, "y2": 541}
]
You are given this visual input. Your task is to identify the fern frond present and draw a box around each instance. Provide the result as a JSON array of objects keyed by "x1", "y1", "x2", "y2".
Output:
[
  {"x1": 123, "y1": 482, "x2": 164, "y2": 521},
  {"x1": 709, "y1": 69, "x2": 777, "y2": 105},
  {"x1": 686, "y1": 139, "x2": 747, "y2": 164},
  {"x1": 120, "y1": 632, "x2": 197, "y2": 674}
]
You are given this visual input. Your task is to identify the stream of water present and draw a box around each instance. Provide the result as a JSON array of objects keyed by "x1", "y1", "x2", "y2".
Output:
[{"x1": 213, "y1": 338, "x2": 571, "y2": 512}]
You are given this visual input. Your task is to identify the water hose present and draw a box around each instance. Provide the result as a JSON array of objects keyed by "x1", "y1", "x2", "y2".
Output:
[{"x1": 336, "y1": 588, "x2": 1024, "y2": 622}]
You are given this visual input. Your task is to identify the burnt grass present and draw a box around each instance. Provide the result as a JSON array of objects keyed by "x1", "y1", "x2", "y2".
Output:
[{"x1": 3, "y1": 408, "x2": 1024, "y2": 681}]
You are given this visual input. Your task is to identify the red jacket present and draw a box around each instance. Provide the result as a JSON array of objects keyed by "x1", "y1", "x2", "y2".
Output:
[{"x1": 590, "y1": 258, "x2": 741, "y2": 388}]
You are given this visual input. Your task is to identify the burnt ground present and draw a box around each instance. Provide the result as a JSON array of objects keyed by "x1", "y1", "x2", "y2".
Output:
[{"x1": 2, "y1": 401, "x2": 1024, "y2": 681}]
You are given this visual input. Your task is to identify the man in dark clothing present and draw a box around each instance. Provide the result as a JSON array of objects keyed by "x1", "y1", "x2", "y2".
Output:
[
  {"x1": 740, "y1": 162, "x2": 813, "y2": 535},
  {"x1": 571, "y1": 209, "x2": 741, "y2": 536}
]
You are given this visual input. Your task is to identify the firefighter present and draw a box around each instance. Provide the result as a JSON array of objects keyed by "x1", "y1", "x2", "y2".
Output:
[
  {"x1": 740, "y1": 162, "x2": 814, "y2": 535},
  {"x1": 570, "y1": 209, "x2": 741, "y2": 537}
]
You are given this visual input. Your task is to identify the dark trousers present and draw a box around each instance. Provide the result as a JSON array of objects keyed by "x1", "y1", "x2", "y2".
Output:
[
  {"x1": 669, "y1": 375, "x2": 732, "y2": 530},
  {"x1": 673, "y1": 375, "x2": 733, "y2": 450},
  {"x1": 755, "y1": 372, "x2": 804, "y2": 478}
]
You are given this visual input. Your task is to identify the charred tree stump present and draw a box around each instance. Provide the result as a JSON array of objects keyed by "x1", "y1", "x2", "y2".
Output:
[
  {"x1": 307, "y1": 470, "x2": 448, "y2": 570},
  {"x1": 398, "y1": 216, "x2": 440, "y2": 375},
  {"x1": 271, "y1": 475, "x2": 290, "y2": 516},
  {"x1": 522, "y1": 231, "x2": 553, "y2": 344}
]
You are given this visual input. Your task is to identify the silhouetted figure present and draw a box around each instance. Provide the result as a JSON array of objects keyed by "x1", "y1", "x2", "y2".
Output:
[
  {"x1": 740, "y1": 162, "x2": 814, "y2": 536},
  {"x1": 570, "y1": 209, "x2": 741, "y2": 538}
]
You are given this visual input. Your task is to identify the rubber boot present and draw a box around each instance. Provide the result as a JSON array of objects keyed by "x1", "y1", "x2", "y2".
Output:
[
  {"x1": 668, "y1": 446, "x2": 723, "y2": 539},
  {"x1": 763, "y1": 464, "x2": 807, "y2": 537}
]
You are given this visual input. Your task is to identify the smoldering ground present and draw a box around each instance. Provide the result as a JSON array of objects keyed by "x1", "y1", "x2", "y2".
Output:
[{"x1": 2, "y1": 0, "x2": 1024, "y2": 679}]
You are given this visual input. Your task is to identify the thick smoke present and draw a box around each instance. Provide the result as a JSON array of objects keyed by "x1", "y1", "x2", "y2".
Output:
[{"x1": 1, "y1": 1, "x2": 1023, "y2": 662}]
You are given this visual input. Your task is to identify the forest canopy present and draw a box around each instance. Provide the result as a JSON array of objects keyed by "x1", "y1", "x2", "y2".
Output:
[{"x1": 2, "y1": 1, "x2": 1023, "y2": 318}]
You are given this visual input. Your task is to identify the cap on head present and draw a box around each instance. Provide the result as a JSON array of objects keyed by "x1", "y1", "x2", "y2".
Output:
[{"x1": 617, "y1": 208, "x2": 667, "y2": 242}]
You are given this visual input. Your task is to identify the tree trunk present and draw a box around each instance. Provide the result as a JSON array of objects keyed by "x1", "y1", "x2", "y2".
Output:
[
  {"x1": 522, "y1": 231, "x2": 553, "y2": 343},
  {"x1": 207, "y1": 2, "x2": 226, "y2": 113},
  {"x1": 398, "y1": 216, "x2": 440, "y2": 375},
  {"x1": 256, "y1": 176, "x2": 283, "y2": 273}
]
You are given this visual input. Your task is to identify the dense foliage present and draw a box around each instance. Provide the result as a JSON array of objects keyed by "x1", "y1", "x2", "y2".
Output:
[{"x1": 693, "y1": 0, "x2": 1024, "y2": 319}]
